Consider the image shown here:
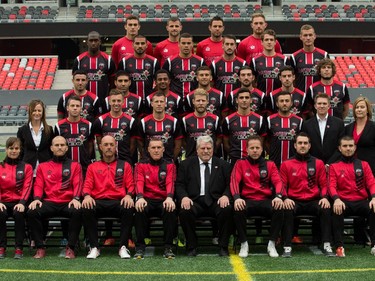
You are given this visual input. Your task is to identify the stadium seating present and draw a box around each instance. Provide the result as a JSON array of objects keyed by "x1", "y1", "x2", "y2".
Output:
[
  {"x1": 282, "y1": 3, "x2": 375, "y2": 21},
  {"x1": 0, "y1": 5, "x2": 59, "y2": 22},
  {"x1": 0, "y1": 104, "x2": 28, "y2": 126},
  {"x1": 0, "y1": 56, "x2": 58, "y2": 90},
  {"x1": 333, "y1": 55, "x2": 375, "y2": 88}
]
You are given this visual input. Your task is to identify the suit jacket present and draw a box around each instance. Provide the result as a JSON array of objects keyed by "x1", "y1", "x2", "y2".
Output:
[
  {"x1": 175, "y1": 156, "x2": 232, "y2": 203},
  {"x1": 17, "y1": 124, "x2": 54, "y2": 170},
  {"x1": 345, "y1": 120, "x2": 375, "y2": 175},
  {"x1": 301, "y1": 115, "x2": 344, "y2": 164}
]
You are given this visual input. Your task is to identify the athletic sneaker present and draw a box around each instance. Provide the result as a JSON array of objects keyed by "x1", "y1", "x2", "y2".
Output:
[
  {"x1": 322, "y1": 245, "x2": 335, "y2": 257},
  {"x1": 371, "y1": 246, "x2": 375, "y2": 256},
  {"x1": 336, "y1": 246, "x2": 345, "y2": 258},
  {"x1": 267, "y1": 245, "x2": 279, "y2": 258},
  {"x1": 282, "y1": 247, "x2": 292, "y2": 258},
  {"x1": 65, "y1": 247, "x2": 76, "y2": 259},
  {"x1": 14, "y1": 248, "x2": 23, "y2": 259},
  {"x1": 238, "y1": 242, "x2": 249, "y2": 258},
  {"x1": 86, "y1": 247, "x2": 100, "y2": 259},
  {"x1": 103, "y1": 238, "x2": 115, "y2": 246},
  {"x1": 128, "y1": 239, "x2": 135, "y2": 249},
  {"x1": 134, "y1": 249, "x2": 144, "y2": 260},
  {"x1": 163, "y1": 247, "x2": 175, "y2": 259},
  {"x1": 0, "y1": 247, "x2": 5, "y2": 259},
  {"x1": 292, "y1": 236, "x2": 303, "y2": 244},
  {"x1": 119, "y1": 246, "x2": 131, "y2": 259},
  {"x1": 33, "y1": 248, "x2": 46, "y2": 259}
]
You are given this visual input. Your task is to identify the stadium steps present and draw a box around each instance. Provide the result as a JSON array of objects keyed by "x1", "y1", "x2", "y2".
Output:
[{"x1": 52, "y1": 69, "x2": 72, "y2": 90}]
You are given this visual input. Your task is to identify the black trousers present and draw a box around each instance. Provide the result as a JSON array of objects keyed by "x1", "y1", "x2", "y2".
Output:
[
  {"x1": 179, "y1": 196, "x2": 233, "y2": 250},
  {"x1": 0, "y1": 202, "x2": 26, "y2": 249},
  {"x1": 27, "y1": 201, "x2": 82, "y2": 250},
  {"x1": 134, "y1": 198, "x2": 177, "y2": 251},
  {"x1": 283, "y1": 200, "x2": 332, "y2": 247},
  {"x1": 332, "y1": 200, "x2": 375, "y2": 247},
  {"x1": 82, "y1": 199, "x2": 134, "y2": 248},
  {"x1": 234, "y1": 199, "x2": 283, "y2": 243}
]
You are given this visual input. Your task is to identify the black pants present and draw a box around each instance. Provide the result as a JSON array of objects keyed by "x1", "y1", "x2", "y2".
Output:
[
  {"x1": 27, "y1": 201, "x2": 82, "y2": 250},
  {"x1": 283, "y1": 200, "x2": 332, "y2": 247},
  {"x1": 134, "y1": 198, "x2": 177, "y2": 251},
  {"x1": 0, "y1": 202, "x2": 26, "y2": 249},
  {"x1": 332, "y1": 200, "x2": 375, "y2": 247},
  {"x1": 234, "y1": 199, "x2": 283, "y2": 243},
  {"x1": 179, "y1": 196, "x2": 233, "y2": 250},
  {"x1": 82, "y1": 199, "x2": 134, "y2": 248}
]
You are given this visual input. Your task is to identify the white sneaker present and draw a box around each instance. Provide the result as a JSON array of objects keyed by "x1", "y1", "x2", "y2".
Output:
[
  {"x1": 86, "y1": 247, "x2": 100, "y2": 259},
  {"x1": 239, "y1": 242, "x2": 249, "y2": 258},
  {"x1": 119, "y1": 246, "x2": 131, "y2": 259},
  {"x1": 267, "y1": 245, "x2": 279, "y2": 258},
  {"x1": 371, "y1": 246, "x2": 375, "y2": 256}
]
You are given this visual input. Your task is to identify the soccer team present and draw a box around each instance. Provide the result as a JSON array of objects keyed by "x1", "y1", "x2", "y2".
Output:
[{"x1": 1, "y1": 13, "x2": 375, "y2": 260}]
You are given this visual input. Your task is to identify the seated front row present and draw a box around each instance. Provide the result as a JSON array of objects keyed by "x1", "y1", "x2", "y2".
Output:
[{"x1": 0, "y1": 134, "x2": 375, "y2": 259}]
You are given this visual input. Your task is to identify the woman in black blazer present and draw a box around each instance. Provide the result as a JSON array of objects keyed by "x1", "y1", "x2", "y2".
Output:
[
  {"x1": 17, "y1": 99, "x2": 54, "y2": 174},
  {"x1": 345, "y1": 96, "x2": 375, "y2": 175}
]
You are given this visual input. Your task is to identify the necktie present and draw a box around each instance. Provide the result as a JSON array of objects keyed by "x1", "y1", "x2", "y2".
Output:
[{"x1": 204, "y1": 162, "x2": 213, "y2": 206}]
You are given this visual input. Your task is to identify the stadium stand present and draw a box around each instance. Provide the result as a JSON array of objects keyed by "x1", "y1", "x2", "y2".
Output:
[
  {"x1": 0, "y1": 56, "x2": 58, "y2": 90},
  {"x1": 0, "y1": 4, "x2": 59, "y2": 22}
]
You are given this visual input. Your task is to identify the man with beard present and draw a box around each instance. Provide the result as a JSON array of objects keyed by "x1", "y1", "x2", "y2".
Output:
[
  {"x1": 185, "y1": 66, "x2": 226, "y2": 118},
  {"x1": 57, "y1": 70, "x2": 101, "y2": 123},
  {"x1": 118, "y1": 35, "x2": 160, "y2": 102},
  {"x1": 211, "y1": 35, "x2": 246, "y2": 100},
  {"x1": 223, "y1": 88, "x2": 266, "y2": 165},
  {"x1": 237, "y1": 13, "x2": 282, "y2": 65},
  {"x1": 269, "y1": 66, "x2": 307, "y2": 118},
  {"x1": 266, "y1": 91, "x2": 303, "y2": 168},
  {"x1": 306, "y1": 58, "x2": 350, "y2": 120},
  {"x1": 154, "y1": 17, "x2": 183, "y2": 67},
  {"x1": 196, "y1": 16, "x2": 225, "y2": 67},
  {"x1": 146, "y1": 69, "x2": 183, "y2": 119},
  {"x1": 72, "y1": 31, "x2": 115, "y2": 108},
  {"x1": 182, "y1": 88, "x2": 221, "y2": 158},
  {"x1": 103, "y1": 71, "x2": 143, "y2": 118},
  {"x1": 227, "y1": 66, "x2": 265, "y2": 115}
]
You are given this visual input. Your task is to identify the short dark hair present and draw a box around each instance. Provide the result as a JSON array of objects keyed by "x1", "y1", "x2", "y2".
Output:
[
  {"x1": 133, "y1": 34, "x2": 147, "y2": 41},
  {"x1": 294, "y1": 132, "x2": 310, "y2": 143},
  {"x1": 125, "y1": 15, "x2": 140, "y2": 24},
  {"x1": 339, "y1": 135, "x2": 355, "y2": 146},
  {"x1": 239, "y1": 66, "x2": 254, "y2": 75},
  {"x1": 279, "y1": 65, "x2": 295, "y2": 77},
  {"x1": 314, "y1": 93, "x2": 330, "y2": 104},
  {"x1": 209, "y1": 16, "x2": 224, "y2": 26},
  {"x1": 66, "y1": 94, "x2": 81, "y2": 106},
  {"x1": 276, "y1": 91, "x2": 291, "y2": 103},
  {"x1": 317, "y1": 58, "x2": 336, "y2": 78},
  {"x1": 73, "y1": 70, "x2": 87, "y2": 78},
  {"x1": 115, "y1": 70, "x2": 130, "y2": 80},
  {"x1": 155, "y1": 69, "x2": 171, "y2": 80},
  {"x1": 246, "y1": 135, "x2": 263, "y2": 147},
  {"x1": 196, "y1": 66, "x2": 211, "y2": 75},
  {"x1": 179, "y1": 33, "x2": 193, "y2": 42},
  {"x1": 223, "y1": 34, "x2": 237, "y2": 43},
  {"x1": 235, "y1": 87, "x2": 251, "y2": 99},
  {"x1": 261, "y1": 29, "x2": 276, "y2": 41}
]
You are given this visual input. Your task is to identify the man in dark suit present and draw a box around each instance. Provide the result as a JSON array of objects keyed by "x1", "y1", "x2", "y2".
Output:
[
  {"x1": 302, "y1": 93, "x2": 344, "y2": 164},
  {"x1": 176, "y1": 135, "x2": 233, "y2": 256}
]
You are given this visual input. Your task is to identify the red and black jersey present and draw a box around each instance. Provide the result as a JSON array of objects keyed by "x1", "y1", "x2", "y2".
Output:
[
  {"x1": 291, "y1": 48, "x2": 329, "y2": 93},
  {"x1": 92, "y1": 112, "x2": 136, "y2": 163},
  {"x1": 182, "y1": 112, "x2": 221, "y2": 158},
  {"x1": 269, "y1": 87, "x2": 307, "y2": 117},
  {"x1": 72, "y1": 51, "x2": 116, "y2": 102},
  {"x1": 237, "y1": 35, "x2": 282, "y2": 65},
  {"x1": 251, "y1": 54, "x2": 290, "y2": 95},
  {"x1": 154, "y1": 39, "x2": 180, "y2": 67},
  {"x1": 0, "y1": 161, "x2": 33, "y2": 205},
  {"x1": 329, "y1": 158, "x2": 375, "y2": 201},
  {"x1": 146, "y1": 90, "x2": 183, "y2": 119},
  {"x1": 230, "y1": 157, "x2": 283, "y2": 201},
  {"x1": 34, "y1": 158, "x2": 83, "y2": 203},
  {"x1": 227, "y1": 87, "x2": 265, "y2": 114},
  {"x1": 196, "y1": 37, "x2": 224, "y2": 67},
  {"x1": 222, "y1": 112, "x2": 266, "y2": 162},
  {"x1": 118, "y1": 54, "x2": 160, "y2": 101},
  {"x1": 306, "y1": 80, "x2": 350, "y2": 119},
  {"x1": 134, "y1": 158, "x2": 176, "y2": 200},
  {"x1": 137, "y1": 114, "x2": 183, "y2": 160},
  {"x1": 104, "y1": 92, "x2": 143, "y2": 118},
  {"x1": 185, "y1": 87, "x2": 226, "y2": 117},
  {"x1": 267, "y1": 113, "x2": 303, "y2": 167},
  {"x1": 111, "y1": 36, "x2": 153, "y2": 66},
  {"x1": 83, "y1": 159, "x2": 135, "y2": 200},
  {"x1": 54, "y1": 118, "x2": 93, "y2": 171},
  {"x1": 211, "y1": 56, "x2": 246, "y2": 99},
  {"x1": 57, "y1": 90, "x2": 101, "y2": 123},
  {"x1": 280, "y1": 155, "x2": 328, "y2": 201},
  {"x1": 163, "y1": 54, "x2": 205, "y2": 99}
]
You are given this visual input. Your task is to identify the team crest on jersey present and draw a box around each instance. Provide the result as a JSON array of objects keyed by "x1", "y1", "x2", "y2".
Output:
[
  {"x1": 165, "y1": 124, "x2": 172, "y2": 132},
  {"x1": 250, "y1": 45, "x2": 255, "y2": 50},
  {"x1": 121, "y1": 46, "x2": 126, "y2": 51},
  {"x1": 234, "y1": 66, "x2": 240, "y2": 72},
  {"x1": 80, "y1": 127, "x2": 87, "y2": 134},
  {"x1": 16, "y1": 171, "x2": 24, "y2": 179},
  {"x1": 207, "y1": 122, "x2": 213, "y2": 130},
  {"x1": 63, "y1": 169, "x2": 70, "y2": 177},
  {"x1": 205, "y1": 47, "x2": 210, "y2": 51},
  {"x1": 159, "y1": 171, "x2": 167, "y2": 180},
  {"x1": 293, "y1": 99, "x2": 300, "y2": 107},
  {"x1": 98, "y1": 63, "x2": 105, "y2": 70},
  {"x1": 145, "y1": 63, "x2": 151, "y2": 70},
  {"x1": 260, "y1": 169, "x2": 268, "y2": 178},
  {"x1": 1, "y1": 172, "x2": 6, "y2": 179},
  {"x1": 191, "y1": 64, "x2": 197, "y2": 71},
  {"x1": 167, "y1": 100, "x2": 175, "y2": 108},
  {"x1": 121, "y1": 122, "x2": 128, "y2": 129},
  {"x1": 355, "y1": 169, "x2": 363, "y2": 177},
  {"x1": 250, "y1": 120, "x2": 257, "y2": 128},
  {"x1": 308, "y1": 168, "x2": 316, "y2": 176},
  {"x1": 84, "y1": 102, "x2": 90, "y2": 109},
  {"x1": 128, "y1": 101, "x2": 134, "y2": 108},
  {"x1": 163, "y1": 48, "x2": 168, "y2": 53},
  {"x1": 47, "y1": 170, "x2": 52, "y2": 178},
  {"x1": 245, "y1": 170, "x2": 251, "y2": 177},
  {"x1": 210, "y1": 97, "x2": 216, "y2": 104},
  {"x1": 116, "y1": 168, "x2": 124, "y2": 177},
  {"x1": 291, "y1": 122, "x2": 298, "y2": 130}
]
